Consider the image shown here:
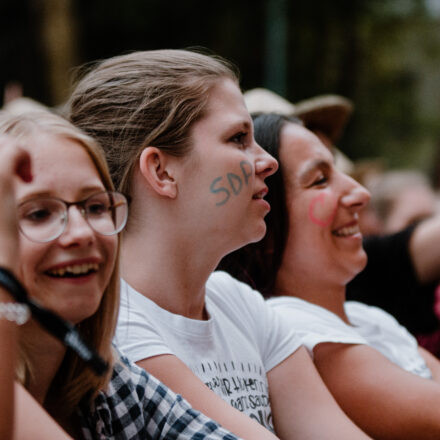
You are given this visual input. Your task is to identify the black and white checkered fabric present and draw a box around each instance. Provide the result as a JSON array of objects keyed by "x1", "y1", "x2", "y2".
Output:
[{"x1": 79, "y1": 351, "x2": 240, "y2": 439}]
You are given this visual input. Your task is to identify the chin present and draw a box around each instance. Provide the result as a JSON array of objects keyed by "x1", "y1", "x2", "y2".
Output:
[
  {"x1": 61, "y1": 299, "x2": 101, "y2": 324},
  {"x1": 349, "y1": 252, "x2": 368, "y2": 280},
  {"x1": 248, "y1": 223, "x2": 267, "y2": 244}
]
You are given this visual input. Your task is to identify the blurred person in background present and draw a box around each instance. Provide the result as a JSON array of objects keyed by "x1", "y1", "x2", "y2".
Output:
[
  {"x1": 245, "y1": 88, "x2": 440, "y2": 345},
  {"x1": 365, "y1": 169, "x2": 437, "y2": 234},
  {"x1": 363, "y1": 168, "x2": 440, "y2": 355}
]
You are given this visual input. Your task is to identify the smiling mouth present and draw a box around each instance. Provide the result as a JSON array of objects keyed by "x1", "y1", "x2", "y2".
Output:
[
  {"x1": 45, "y1": 263, "x2": 99, "y2": 278},
  {"x1": 332, "y1": 224, "x2": 360, "y2": 237}
]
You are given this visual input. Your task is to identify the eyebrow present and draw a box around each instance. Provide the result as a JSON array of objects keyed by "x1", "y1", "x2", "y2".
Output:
[
  {"x1": 298, "y1": 159, "x2": 331, "y2": 182},
  {"x1": 228, "y1": 120, "x2": 252, "y2": 132},
  {"x1": 18, "y1": 186, "x2": 106, "y2": 204}
]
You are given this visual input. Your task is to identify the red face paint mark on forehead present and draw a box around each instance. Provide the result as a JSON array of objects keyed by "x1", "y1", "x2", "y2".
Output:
[{"x1": 308, "y1": 192, "x2": 338, "y2": 227}]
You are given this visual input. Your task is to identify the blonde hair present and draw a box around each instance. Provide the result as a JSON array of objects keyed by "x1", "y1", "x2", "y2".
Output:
[
  {"x1": 68, "y1": 49, "x2": 239, "y2": 195},
  {"x1": 0, "y1": 109, "x2": 119, "y2": 419}
]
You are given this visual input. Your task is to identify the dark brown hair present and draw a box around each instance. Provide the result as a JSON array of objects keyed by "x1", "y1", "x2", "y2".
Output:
[{"x1": 218, "y1": 113, "x2": 302, "y2": 297}]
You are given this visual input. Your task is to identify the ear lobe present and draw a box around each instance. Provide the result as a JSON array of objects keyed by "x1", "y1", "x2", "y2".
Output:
[{"x1": 139, "y1": 147, "x2": 177, "y2": 198}]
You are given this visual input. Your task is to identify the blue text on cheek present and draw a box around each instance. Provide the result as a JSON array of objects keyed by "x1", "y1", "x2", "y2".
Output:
[{"x1": 210, "y1": 160, "x2": 253, "y2": 206}]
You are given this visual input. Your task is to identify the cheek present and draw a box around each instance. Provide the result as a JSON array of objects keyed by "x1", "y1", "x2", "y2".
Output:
[
  {"x1": 308, "y1": 192, "x2": 338, "y2": 227},
  {"x1": 101, "y1": 236, "x2": 118, "y2": 277},
  {"x1": 208, "y1": 159, "x2": 254, "y2": 207},
  {"x1": 17, "y1": 240, "x2": 48, "y2": 300},
  {"x1": 18, "y1": 240, "x2": 42, "y2": 278}
]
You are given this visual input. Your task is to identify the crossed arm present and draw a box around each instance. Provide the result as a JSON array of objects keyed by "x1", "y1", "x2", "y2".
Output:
[
  {"x1": 13, "y1": 384, "x2": 71, "y2": 440},
  {"x1": 138, "y1": 347, "x2": 371, "y2": 439},
  {"x1": 314, "y1": 342, "x2": 440, "y2": 439}
]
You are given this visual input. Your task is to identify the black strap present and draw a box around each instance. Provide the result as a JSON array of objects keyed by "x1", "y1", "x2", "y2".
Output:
[{"x1": 0, "y1": 267, "x2": 108, "y2": 376}]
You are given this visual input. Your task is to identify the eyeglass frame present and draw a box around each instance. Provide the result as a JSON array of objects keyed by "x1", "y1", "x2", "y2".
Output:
[{"x1": 17, "y1": 190, "x2": 130, "y2": 243}]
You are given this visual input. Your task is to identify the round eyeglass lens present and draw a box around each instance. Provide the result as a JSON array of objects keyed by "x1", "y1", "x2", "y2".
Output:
[
  {"x1": 18, "y1": 198, "x2": 67, "y2": 243},
  {"x1": 85, "y1": 192, "x2": 128, "y2": 235}
]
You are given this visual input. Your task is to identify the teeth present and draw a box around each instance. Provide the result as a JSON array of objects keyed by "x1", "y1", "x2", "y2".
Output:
[
  {"x1": 47, "y1": 263, "x2": 99, "y2": 277},
  {"x1": 253, "y1": 192, "x2": 265, "y2": 199},
  {"x1": 333, "y1": 225, "x2": 360, "y2": 237}
]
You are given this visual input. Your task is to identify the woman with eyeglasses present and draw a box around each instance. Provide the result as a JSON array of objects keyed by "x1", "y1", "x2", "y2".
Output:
[
  {"x1": 0, "y1": 109, "x2": 242, "y2": 439},
  {"x1": 0, "y1": 135, "x2": 72, "y2": 439},
  {"x1": 68, "y1": 49, "x2": 371, "y2": 439}
]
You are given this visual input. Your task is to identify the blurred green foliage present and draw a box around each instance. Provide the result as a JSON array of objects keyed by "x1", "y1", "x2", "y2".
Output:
[{"x1": 2, "y1": 0, "x2": 440, "y2": 175}]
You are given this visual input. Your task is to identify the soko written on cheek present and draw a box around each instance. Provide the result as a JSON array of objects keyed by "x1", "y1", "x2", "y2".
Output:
[
  {"x1": 308, "y1": 192, "x2": 338, "y2": 227},
  {"x1": 209, "y1": 160, "x2": 253, "y2": 206}
]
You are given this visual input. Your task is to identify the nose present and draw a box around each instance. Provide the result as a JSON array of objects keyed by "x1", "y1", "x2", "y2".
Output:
[
  {"x1": 254, "y1": 143, "x2": 279, "y2": 179},
  {"x1": 340, "y1": 174, "x2": 371, "y2": 212},
  {"x1": 58, "y1": 205, "x2": 95, "y2": 247}
]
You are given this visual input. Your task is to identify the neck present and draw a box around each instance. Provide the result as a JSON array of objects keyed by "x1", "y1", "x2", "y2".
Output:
[
  {"x1": 122, "y1": 225, "x2": 221, "y2": 320},
  {"x1": 20, "y1": 320, "x2": 67, "y2": 404},
  {"x1": 275, "y1": 259, "x2": 350, "y2": 324}
]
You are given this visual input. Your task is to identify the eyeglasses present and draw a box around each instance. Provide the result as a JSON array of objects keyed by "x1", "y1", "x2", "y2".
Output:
[{"x1": 17, "y1": 191, "x2": 129, "y2": 243}]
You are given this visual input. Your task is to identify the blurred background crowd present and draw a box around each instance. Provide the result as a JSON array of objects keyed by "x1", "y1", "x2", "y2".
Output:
[{"x1": 4, "y1": 0, "x2": 440, "y2": 171}]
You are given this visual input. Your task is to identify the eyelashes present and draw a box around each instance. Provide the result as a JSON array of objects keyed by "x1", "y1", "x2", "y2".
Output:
[
  {"x1": 313, "y1": 176, "x2": 328, "y2": 186},
  {"x1": 229, "y1": 131, "x2": 249, "y2": 149}
]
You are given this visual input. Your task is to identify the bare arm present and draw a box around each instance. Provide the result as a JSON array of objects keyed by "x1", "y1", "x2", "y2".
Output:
[
  {"x1": 419, "y1": 346, "x2": 440, "y2": 382},
  {"x1": 314, "y1": 342, "x2": 440, "y2": 439},
  {"x1": 0, "y1": 137, "x2": 32, "y2": 440},
  {"x1": 137, "y1": 354, "x2": 279, "y2": 440},
  {"x1": 409, "y1": 216, "x2": 440, "y2": 283},
  {"x1": 267, "y1": 346, "x2": 370, "y2": 439},
  {"x1": 0, "y1": 301, "x2": 18, "y2": 440},
  {"x1": 13, "y1": 383, "x2": 71, "y2": 440}
]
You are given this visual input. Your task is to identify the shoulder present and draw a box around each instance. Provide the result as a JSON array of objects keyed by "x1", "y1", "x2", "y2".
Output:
[
  {"x1": 346, "y1": 301, "x2": 402, "y2": 327},
  {"x1": 92, "y1": 350, "x2": 188, "y2": 422},
  {"x1": 106, "y1": 349, "x2": 169, "y2": 404},
  {"x1": 267, "y1": 296, "x2": 340, "y2": 324},
  {"x1": 82, "y1": 350, "x2": 240, "y2": 439},
  {"x1": 268, "y1": 297, "x2": 367, "y2": 356}
]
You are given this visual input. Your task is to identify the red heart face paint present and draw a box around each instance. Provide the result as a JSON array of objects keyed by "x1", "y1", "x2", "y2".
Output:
[{"x1": 308, "y1": 192, "x2": 338, "y2": 227}]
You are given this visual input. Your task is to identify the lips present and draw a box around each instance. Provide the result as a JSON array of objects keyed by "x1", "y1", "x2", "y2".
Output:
[{"x1": 252, "y1": 187, "x2": 268, "y2": 200}]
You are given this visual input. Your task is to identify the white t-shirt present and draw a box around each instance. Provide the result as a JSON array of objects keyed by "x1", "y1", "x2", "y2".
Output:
[
  {"x1": 268, "y1": 296, "x2": 432, "y2": 379},
  {"x1": 115, "y1": 271, "x2": 302, "y2": 431}
]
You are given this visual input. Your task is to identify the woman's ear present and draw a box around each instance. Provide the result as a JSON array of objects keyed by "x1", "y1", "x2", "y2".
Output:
[{"x1": 139, "y1": 147, "x2": 177, "y2": 198}]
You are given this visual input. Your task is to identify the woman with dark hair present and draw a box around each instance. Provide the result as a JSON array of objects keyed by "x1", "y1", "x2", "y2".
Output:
[{"x1": 219, "y1": 112, "x2": 440, "y2": 439}]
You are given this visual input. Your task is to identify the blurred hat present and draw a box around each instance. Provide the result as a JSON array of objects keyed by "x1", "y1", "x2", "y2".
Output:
[
  {"x1": 294, "y1": 95, "x2": 353, "y2": 144},
  {"x1": 244, "y1": 88, "x2": 354, "y2": 174},
  {"x1": 244, "y1": 88, "x2": 297, "y2": 115},
  {"x1": 244, "y1": 88, "x2": 353, "y2": 145}
]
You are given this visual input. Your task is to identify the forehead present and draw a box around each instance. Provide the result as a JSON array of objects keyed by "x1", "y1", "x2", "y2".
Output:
[
  {"x1": 17, "y1": 131, "x2": 103, "y2": 198},
  {"x1": 194, "y1": 78, "x2": 252, "y2": 133},
  {"x1": 280, "y1": 123, "x2": 333, "y2": 178}
]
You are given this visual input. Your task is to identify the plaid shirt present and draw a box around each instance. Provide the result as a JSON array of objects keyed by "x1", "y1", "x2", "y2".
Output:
[{"x1": 79, "y1": 351, "x2": 240, "y2": 439}]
